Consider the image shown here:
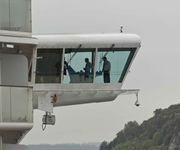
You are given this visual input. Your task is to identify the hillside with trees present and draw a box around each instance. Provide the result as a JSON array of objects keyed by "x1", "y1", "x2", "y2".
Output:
[{"x1": 99, "y1": 104, "x2": 180, "y2": 150}]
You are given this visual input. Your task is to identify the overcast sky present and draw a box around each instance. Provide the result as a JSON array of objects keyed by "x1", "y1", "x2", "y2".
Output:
[{"x1": 22, "y1": 0, "x2": 180, "y2": 145}]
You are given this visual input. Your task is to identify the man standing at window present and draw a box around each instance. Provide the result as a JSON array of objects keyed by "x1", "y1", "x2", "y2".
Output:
[
  {"x1": 84, "y1": 58, "x2": 92, "y2": 79},
  {"x1": 102, "y1": 56, "x2": 111, "y2": 83}
]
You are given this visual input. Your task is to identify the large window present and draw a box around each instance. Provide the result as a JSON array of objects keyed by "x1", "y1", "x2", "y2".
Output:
[
  {"x1": 36, "y1": 49, "x2": 63, "y2": 83},
  {"x1": 64, "y1": 48, "x2": 95, "y2": 83},
  {"x1": 96, "y1": 48, "x2": 135, "y2": 83},
  {"x1": 35, "y1": 48, "x2": 136, "y2": 84}
]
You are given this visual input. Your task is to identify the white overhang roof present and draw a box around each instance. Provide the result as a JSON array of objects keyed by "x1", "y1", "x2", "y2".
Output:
[
  {"x1": 35, "y1": 33, "x2": 141, "y2": 49},
  {"x1": 0, "y1": 35, "x2": 38, "y2": 45}
]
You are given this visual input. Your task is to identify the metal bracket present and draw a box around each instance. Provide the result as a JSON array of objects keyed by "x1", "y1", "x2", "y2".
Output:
[
  {"x1": 42, "y1": 112, "x2": 56, "y2": 131},
  {"x1": 134, "y1": 93, "x2": 140, "y2": 107}
]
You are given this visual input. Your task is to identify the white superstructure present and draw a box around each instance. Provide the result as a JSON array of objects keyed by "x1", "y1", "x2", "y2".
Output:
[
  {"x1": 0, "y1": 34, "x2": 37, "y2": 150},
  {"x1": 0, "y1": 33, "x2": 141, "y2": 150},
  {"x1": 0, "y1": 0, "x2": 141, "y2": 150},
  {"x1": 36, "y1": 33, "x2": 140, "y2": 48},
  {"x1": 33, "y1": 33, "x2": 141, "y2": 109}
]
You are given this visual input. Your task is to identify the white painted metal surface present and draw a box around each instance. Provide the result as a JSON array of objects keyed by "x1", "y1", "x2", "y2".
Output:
[
  {"x1": 0, "y1": 54, "x2": 28, "y2": 86},
  {"x1": 33, "y1": 33, "x2": 141, "y2": 110},
  {"x1": 0, "y1": 34, "x2": 37, "y2": 146},
  {"x1": 0, "y1": 0, "x2": 32, "y2": 33},
  {"x1": 0, "y1": 86, "x2": 33, "y2": 143},
  {"x1": 33, "y1": 83, "x2": 139, "y2": 109},
  {"x1": 35, "y1": 33, "x2": 141, "y2": 49},
  {"x1": 1, "y1": 87, "x2": 32, "y2": 122},
  {"x1": 0, "y1": 35, "x2": 38, "y2": 45},
  {"x1": 38, "y1": 93, "x2": 54, "y2": 113},
  {"x1": 0, "y1": 33, "x2": 141, "y2": 148},
  {"x1": 0, "y1": 123, "x2": 33, "y2": 131}
]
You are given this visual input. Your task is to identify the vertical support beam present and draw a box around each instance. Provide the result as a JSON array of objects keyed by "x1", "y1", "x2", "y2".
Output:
[
  {"x1": 60, "y1": 48, "x2": 65, "y2": 83},
  {"x1": 0, "y1": 59, "x2": 1, "y2": 84},
  {"x1": 0, "y1": 64, "x2": 2, "y2": 149},
  {"x1": 0, "y1": 136, "x2": 2, "y2": 150},
  {"x1": 31, "y1": 46, "x2": 37, "y2": 85},
  {"x1": 93, "y1": 48, "x2": 97, "y2": 83},
  {"x1": 0, "y1": 62, "x2": 2, "y2": 147},
  {"x1": 28, "y1": 0, "x2": 32, "y2": 32},
  {"x1": 0, "y1": 59, "x2": 2, "y2": 122}
]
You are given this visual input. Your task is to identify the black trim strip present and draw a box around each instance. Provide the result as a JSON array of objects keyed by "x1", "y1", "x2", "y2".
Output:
[{"x1": 119, "y1": 48, "x2": 136, "y2": 82}]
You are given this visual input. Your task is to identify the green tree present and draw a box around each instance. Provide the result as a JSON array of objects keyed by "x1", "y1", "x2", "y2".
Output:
[
  {"x1": 100, "y1": 104, "x2": 180, "y2": 150},
  {"x1": 100, "y1": 141, "x2": 108, "y2": 150}
]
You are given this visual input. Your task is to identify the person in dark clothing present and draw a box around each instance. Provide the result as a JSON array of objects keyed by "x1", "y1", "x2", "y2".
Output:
[
  {"x1": 83, "y1": 58, "x2": 92, "y2": 79},
  {"x1": 102, "y1": 56, "x2": 111, "y2": 83},
  {"x1": 55, "y1": 58, "x2": 68, "y2": 76},
  {"x1": 64, "y1": 60, "x2": 68, "y2": 75}
]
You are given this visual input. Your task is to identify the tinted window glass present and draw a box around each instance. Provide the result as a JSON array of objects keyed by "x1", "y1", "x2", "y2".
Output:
[
  {"x1": 96, "y1": 48, "x2": 135, "y2": 83},
  {"x1": 64, "y1": 48, "x2": 95, "y2": 83},
  {"x1": 36, "y1": 49, "x2": 62, "y2": 83}
]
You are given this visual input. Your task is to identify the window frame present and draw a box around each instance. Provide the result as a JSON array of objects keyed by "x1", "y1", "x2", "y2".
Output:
[
  {"x1": 97, "y1": 48, "x2": 136, "y2": 83},
  {"x1": 64, "y1": 48, "x2": 96, "y2": 83},
  {"x1": 35, "y1": 47, "x2": 136, "y2": 84},
  {"x1": 35, "y1": 48, "x2": 63, "y2": 84}
]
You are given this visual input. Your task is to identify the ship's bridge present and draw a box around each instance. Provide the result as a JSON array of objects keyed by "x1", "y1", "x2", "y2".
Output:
[{"x1": 33, "y1": 33, "x2": 141, "y2": 109}]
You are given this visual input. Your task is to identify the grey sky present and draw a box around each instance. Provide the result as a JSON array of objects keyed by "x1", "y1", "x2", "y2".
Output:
[{"x1": 22, "y1": 0, "x2": 180, "y2": 144}]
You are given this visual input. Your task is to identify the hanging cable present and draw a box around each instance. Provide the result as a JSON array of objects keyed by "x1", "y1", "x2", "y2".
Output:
[{"x1": 42, "y1": 112, "x2": 48, "y2": 131}]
